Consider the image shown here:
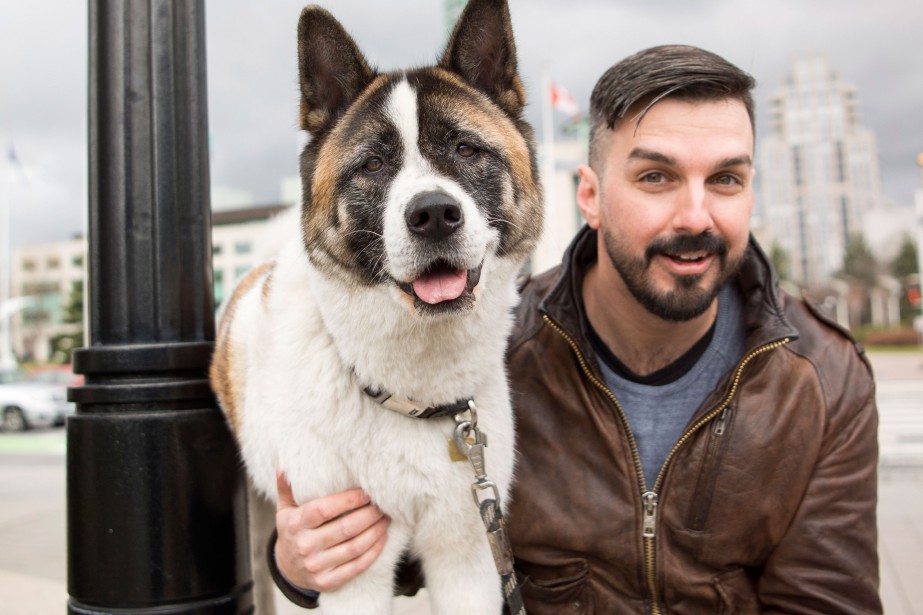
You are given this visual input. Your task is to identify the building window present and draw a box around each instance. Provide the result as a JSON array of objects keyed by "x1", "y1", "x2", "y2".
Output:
[
  {"x1": 234, "y1": 242, "x2": 252, "y2": 255},
  {"x1": 835, "y1": 141, "x2": 846, "y2": 183},
  {"x1": 213, "y1": 244, "x2": 223, "y2": 256},
  {"x1": 791, "y1": 146, "x2": 803, "y2": 187},
  {"x1": 22, "y1": 259, "x2": 36, "y2": 272},
  {"x1": 214, "y1": 270, "x2": 224, "y2": 307},
  {"x1": 234, "y1": 265, "x2": 251, "y2": 281},
  {"x1": 840, "y1": 197, "x2": 850, "y2": 247},
  {"x1": 72, "y1": 255, "x2": 84, "y2": 268},
  {"x1": 47, "y1": 257, "x2": 60, "y2": 270}
]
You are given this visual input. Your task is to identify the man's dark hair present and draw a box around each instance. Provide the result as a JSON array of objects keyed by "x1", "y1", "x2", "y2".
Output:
[{"x1": 588, "y1": 45, "x2": 756, "y2": 169}]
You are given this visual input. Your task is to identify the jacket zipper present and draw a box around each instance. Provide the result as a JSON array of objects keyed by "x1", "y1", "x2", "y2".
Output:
[
  {"x1": 542, "y1": 314, "x2": 789, "y2": 615},
  {"x1": 687, "y1": 406, "x2": 729, "y2": 530},
  {"x1": 713, "y1": 407, "x2": 728, "y2": 436}
]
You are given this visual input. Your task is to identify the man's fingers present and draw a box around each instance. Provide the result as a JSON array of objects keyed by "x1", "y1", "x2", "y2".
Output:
[
  {"x1": 309, "y1": 524, "x2": 389, "y2": 593},
  {"x1": 305, "y1": 513, "x2": 390, "y2": 571},
  {"x1": 275, "y1": 469, "x2": 298, "y2": 510},
  {"x1": 294, "y1": 498, "x2": 385, "y2": 552},
  {"x1": 291, "y1": 488, "x2": 373, "y2": 530},
  {"x1": 272, "y1": 486, "x2": 388, "y2": 594}
]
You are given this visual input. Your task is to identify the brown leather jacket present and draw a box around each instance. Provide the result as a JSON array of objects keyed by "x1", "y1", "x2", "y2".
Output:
[{"x1": 505, "y1": 227, "x2": 881, "y2": 614}]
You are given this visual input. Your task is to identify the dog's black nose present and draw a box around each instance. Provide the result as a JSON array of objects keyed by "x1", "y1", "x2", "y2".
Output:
[{"x1": 405, "y1": 191, "x2": 464, "y2": 239}]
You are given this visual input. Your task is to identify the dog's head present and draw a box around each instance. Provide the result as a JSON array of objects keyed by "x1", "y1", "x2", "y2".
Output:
[{"x1": 296, "y1": 0, "x2": 542, "y2": 318}]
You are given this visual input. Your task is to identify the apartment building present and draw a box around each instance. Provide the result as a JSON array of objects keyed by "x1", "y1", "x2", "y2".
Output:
[{"x1": 759, "y1": 55, "x2": 883, "y2": 288}]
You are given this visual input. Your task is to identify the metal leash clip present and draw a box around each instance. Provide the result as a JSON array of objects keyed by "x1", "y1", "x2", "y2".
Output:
[
  {"x1": 451, "y1": 400, "x2": 525, "y2": 613},
  {"x1": 453, "y1": 420, "x2": 501, "y2": 506}
]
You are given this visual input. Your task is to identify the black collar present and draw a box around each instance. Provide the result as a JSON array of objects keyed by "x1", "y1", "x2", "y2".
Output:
[{"x1": 363, "y1": 387, "x2": 472, "y2": 419}]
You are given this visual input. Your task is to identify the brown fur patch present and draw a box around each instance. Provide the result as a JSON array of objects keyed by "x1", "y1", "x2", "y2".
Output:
[
  {"x1": 430, "y1": 68, "x2": 537, "y2": 194},
  {"x1": 211, "y1": 261, "x2": 276, "y2": 434},
  {"x1": 301, "y1": 75, "x2": 396, "y2": 267},
  {"x1": 261, "y1": 268, "x2": 274, "y2": 308},
  {"x1": 310, "y1": 75, "x2": 392, "y2": 216},
  {"x1": 426, "y1": 68, "x2": 543, "y2": 257}
]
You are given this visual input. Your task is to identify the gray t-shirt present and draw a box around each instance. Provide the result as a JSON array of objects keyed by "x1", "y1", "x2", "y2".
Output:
[{"x1": 595, "y1": 283, "x2": 747, "y2": 487}]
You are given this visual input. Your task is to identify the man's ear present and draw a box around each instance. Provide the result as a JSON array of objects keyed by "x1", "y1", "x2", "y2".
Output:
[
  {"x1": 297, "y1": 6, "x2": 375, "y2": 135},
  {"x1": 576, "y1": 165, "x2": 602, "y2": 229},
  {"x1": 439, "y1": 0, "x2": 525, "y2": 116}
]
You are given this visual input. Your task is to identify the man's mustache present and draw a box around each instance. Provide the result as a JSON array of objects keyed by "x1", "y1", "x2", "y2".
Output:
[{"x1": 645, "y1": 233, "x2": 729, "y2": 264}]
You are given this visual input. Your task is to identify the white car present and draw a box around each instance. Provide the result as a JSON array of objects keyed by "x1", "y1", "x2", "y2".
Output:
[{"x1": 0, "y1": 381, "x2": 74, "y2": 431}]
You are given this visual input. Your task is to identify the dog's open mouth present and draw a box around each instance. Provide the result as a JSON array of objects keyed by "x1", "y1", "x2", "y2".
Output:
[{"x1": 398, "y1": 260, "x2": 482, "y2": 311}]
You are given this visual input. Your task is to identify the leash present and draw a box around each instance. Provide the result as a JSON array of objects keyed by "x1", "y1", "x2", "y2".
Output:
[
  {"x1": 452, "y1": 401, "x2": 527, "y2": 615},
  {"x1": 362, "y1": 388, "x2": 526, "y2": 614}
]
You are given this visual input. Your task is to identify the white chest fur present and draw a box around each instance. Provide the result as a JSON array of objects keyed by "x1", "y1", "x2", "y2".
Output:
[{"x1": 232, "y1": 238, "x2": 518, "y2": 524}]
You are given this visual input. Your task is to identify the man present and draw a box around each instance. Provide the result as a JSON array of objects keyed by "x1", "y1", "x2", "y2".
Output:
[{"x1": 272, "y1": 45, "x2": 881, "y2": 613}]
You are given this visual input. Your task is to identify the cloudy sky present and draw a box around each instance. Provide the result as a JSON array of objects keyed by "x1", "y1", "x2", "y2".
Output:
[{"x1": 1, "y1": 0, "x2": 922, "y2": 250}]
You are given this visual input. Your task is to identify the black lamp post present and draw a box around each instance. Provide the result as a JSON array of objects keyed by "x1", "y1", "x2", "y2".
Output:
[{"x1": 67, "y1": 1, "x2": 252, "y2": 612}]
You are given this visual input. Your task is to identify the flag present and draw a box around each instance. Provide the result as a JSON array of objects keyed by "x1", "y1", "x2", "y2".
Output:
[
  {"x1": 549, "y1": 82, "x2": 580, "y2": 118},
  {"x1": 5, "y1": 144, "x2": 28, "y2": 185}
]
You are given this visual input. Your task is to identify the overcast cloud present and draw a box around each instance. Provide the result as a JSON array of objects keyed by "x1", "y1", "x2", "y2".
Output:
[{"x1": 1, "y1": 0, "x2": 922, "y2": 250}]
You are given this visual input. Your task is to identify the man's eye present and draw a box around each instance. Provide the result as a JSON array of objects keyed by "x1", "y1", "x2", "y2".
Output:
[
  {"x1": 640, "y1": 171, "x2": 666, "y2": 183},
  {"x1": 714, "y1": 174, "x2": 742, "y2": 186},
  {"x1": 363, "y1": 156, "x2": 384, "y2": 173}
]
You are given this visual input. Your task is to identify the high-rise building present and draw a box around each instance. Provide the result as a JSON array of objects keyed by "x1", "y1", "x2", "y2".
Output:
[{"x1": 759, "y1": 55, "x2": 883, "y2": 288}]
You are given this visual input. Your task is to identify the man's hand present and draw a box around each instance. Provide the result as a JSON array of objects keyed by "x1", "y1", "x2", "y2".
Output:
[{"x1": 274, "y1": 469, "x2": 390, "y2": 593}]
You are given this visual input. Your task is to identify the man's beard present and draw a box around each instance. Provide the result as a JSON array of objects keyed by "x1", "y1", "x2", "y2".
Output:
[{"x1": 602, "y1": 229, "x2": 742, "y2": 322}]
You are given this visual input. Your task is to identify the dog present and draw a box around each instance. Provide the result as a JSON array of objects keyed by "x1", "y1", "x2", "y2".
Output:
[{"x1": 210, "y1": 0, "x2": 542, "y2": 612}]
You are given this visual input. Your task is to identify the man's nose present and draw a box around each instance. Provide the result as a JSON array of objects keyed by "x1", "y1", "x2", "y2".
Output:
[{"x1": 672, "y1": 183, "x2": 713, "y2": 235}]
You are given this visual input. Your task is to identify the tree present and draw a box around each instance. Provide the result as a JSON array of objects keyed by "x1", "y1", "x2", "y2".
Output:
[
  {"x1": 891, "y1": 234, "x2": 920, "y2": 325},
  {"x1": 838, "y1": 234, "x2": 879, "y2": 289},
  {"x1": 769, "y1": 242, "x2": 791, "y2": 282},
  {"x1": 51, "y1": 280, "x2": 84, "y2": 364},
  {"x1": 891, "y1": 234, "x2": 918, "y2": 279}
]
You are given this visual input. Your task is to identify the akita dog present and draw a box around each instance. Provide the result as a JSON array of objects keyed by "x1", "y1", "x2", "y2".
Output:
[{"x1": 210, "y1": 0, "x2": 542, "y2": 612}]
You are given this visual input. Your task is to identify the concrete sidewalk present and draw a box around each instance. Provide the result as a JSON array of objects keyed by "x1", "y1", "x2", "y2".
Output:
[{"x1": 3, "y1": 445, "x2": 920, "y2": 614}]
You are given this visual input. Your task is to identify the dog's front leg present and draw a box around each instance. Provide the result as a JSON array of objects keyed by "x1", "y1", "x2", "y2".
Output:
[
  {"x1": 316, "y1": 521, "x2": 410, "y2": 615},
  {"x1": 416, "y1": 509, "x2": 504, "y2": 615}
]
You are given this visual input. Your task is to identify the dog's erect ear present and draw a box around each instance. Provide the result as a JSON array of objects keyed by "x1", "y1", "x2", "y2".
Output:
[
  {"x1": 440, "y1": 0, "x2": 525, "y2": 116},
  {"x1": 297, "y1": 6, "x2": 374, "y2": 134}
]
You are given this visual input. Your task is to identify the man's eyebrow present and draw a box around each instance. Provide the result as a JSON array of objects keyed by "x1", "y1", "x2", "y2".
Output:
[
  {"x1": 627, "y1": 148, "x2": 753, "y2": 170},
  {"x1": 627, "y1": 148, "x2": 675, "y2": 166},
  {"x1": 717, "y1": 155, "x2": 753, "y2": 169}
]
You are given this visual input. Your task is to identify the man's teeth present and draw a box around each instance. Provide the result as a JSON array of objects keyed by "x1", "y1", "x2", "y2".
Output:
[{"x1": 669, "y1": 252, "x2": 707, "y2": 262}]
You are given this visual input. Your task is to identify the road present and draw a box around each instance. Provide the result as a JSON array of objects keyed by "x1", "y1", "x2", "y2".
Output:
[
  {"x1": 878, "y1": 379, "x2": 923, "y2": 468},
  {"x1": 1, "y1": 350, "x2": 921, "y2": 614},
  {"x1": 0, "y1": 450, "x2": 67, "y2": 615}
]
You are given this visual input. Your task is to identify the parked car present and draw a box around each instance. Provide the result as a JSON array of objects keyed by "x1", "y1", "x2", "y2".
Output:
[
  {"x1": 21, "y1": 367, "x2": 82, "y2": 425},
  {"x1": 0, "y1": 370, "x2": 77, "y2": 431},
  {"x1": 0, "y1": 369, "x2": 24, "y2": 385},
  {"x1": 23, "y1": 366, "x2": 84, "y2": 387}
]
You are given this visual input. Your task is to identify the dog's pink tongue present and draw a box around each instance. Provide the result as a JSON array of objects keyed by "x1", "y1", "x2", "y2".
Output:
[{"x1": 412, "y1": 269, "x2": 467, "y2": 304}]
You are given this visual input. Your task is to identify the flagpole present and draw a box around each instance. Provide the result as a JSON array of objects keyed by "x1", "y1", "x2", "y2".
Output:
[{"x1": 0, "y1": 159, "x2": 13, "y2": 370}]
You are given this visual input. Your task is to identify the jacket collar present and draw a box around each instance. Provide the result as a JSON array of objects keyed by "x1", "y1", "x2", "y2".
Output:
[{"x1": 539, "y1": 226, "x2": 799, "y2": 359}]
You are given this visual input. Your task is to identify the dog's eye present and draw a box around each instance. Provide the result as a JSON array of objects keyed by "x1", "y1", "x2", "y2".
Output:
[
  {"x1": 456, "y1": 143, "x2": 477, "y2": 158},
  {"x1": 363, "y1": 156, "x2": 384, "y2": 173}
]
